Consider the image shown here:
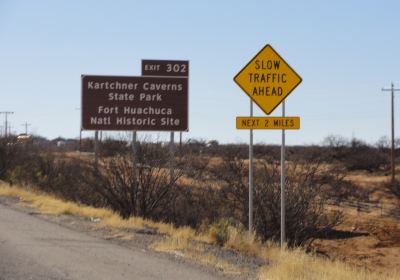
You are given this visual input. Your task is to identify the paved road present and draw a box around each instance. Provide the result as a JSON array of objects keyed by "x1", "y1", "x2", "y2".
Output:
[{"x1": 0, "y1": 202, "x2": 225, "y2": 280}]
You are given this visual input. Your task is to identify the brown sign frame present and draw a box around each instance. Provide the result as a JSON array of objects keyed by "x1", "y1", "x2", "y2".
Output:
[{"x1": 81, "y1": 75, "x2": 188, "y2": 132}]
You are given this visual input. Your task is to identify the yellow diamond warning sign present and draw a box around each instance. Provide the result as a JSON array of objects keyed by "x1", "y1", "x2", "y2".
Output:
[{"x1": 234, "y1": 44, "x2": 302, "y2": 115}]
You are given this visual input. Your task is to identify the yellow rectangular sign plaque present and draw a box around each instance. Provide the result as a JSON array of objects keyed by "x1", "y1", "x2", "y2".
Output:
[{"x1": 236, "y1": 117, "x2": 300, "y2": 130}]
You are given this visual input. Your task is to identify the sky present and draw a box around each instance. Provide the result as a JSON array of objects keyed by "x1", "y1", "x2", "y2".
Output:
[{"x1": 1, "y1": 0, "x2": 400, "y2": 145}]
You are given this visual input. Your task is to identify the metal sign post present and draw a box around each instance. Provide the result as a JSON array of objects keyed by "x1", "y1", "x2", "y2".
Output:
[
  {"x1": 169, "y1": 131, "x2": 175, "y2": 184},
  {"x1": 280, "y1": 101, "x2": 286, "y2": 248},
  {"x1": 131, "y1": 131, "x2": 137, "y2": 215},
  {"x1": 79, "y1": 127, "x2": 82, "y2": 152},
  {"x1": 94, "y1": 130, "x2": 99, "y2": 170},
  {"x1": 249, "y1": 100, "x2": 254, "y2": 232},
  {"x1": 179, "y1": 132, "x2": 183, "y2": 152},
  {"x1": 233, "y1": 44, "x2": 302, "y2": 242}
]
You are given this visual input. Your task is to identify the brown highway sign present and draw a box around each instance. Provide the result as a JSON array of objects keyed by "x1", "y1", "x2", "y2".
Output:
[
  {"x1": 142, "y1": 60, "x2": 189, "y2": 77},
  {"x1": 81, "y1": 75, "x2": 188, "y2": 131}
]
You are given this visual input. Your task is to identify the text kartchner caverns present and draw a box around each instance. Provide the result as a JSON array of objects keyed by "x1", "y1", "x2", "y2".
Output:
[{"x1": 81, "y1": 75, "x2": 188, "y2": 131}]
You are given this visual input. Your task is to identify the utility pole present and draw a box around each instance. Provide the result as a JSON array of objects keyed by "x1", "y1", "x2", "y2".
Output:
[
  {"x1": 382, "y1": 82, "x2": 400, "y2": 183},
  {"x1": 0, "y1": 112, "x2": 14, "y2": 138},
  {"x1": 7, "y1": 125, "x2": 12, "y2": 137},
  {"x1": 21, "y1": 122, "x2": 31, "y2": 135}
]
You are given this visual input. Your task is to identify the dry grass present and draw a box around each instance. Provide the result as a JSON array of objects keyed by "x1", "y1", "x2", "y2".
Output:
[
  {"x1": 258, "y1": 247, "x2": 400, "y2": 280},
  {"x1": 1, "y1": 181, "x2": 399, "y2": 280},
  {"x1": 222, "y1": 227, "x2": 400, "y2": 280},
  {"x1": 0, "y1": 181, "x2": 211, "y2": 243},
  {"x1": 151, "y1": 237, "x2": 244, "y2": 276},
  {"x1": 0, "y1": 182, "x2": 115, "y2": 219}
]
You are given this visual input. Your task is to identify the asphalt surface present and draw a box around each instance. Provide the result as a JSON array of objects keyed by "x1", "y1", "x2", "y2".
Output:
[{"x1": 0, "y1": 202, "x2": 225, "y2": 280}]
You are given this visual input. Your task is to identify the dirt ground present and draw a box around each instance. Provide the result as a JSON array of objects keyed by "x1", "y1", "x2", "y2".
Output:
[
  {"x1": 312, "y1": 170, "x2": 400, "y2": 273},
  {"x1": 54, "y1": 152, "x2": 400, "y2": 273}
]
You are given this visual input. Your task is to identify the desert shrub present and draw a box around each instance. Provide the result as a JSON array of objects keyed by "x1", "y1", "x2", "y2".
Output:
[
  {"x1": 99, "y1": 138, "x2": 129, "y2": 157},
  {"x1": 384, "y1": 179, "x2": 400, "y2": 198},
  {"x1": 177, "y1": 154, "x2": 209, "y2": 179},
  {"x1": 3, "y1": 136, "x2": 351, "y2": 248},
  {"x1": 78, "y1": 138, "x2": 97, "y2": 153},
  {"x1": 212, "y1": 155, "x2": 345, "y2": 247},
  {"x1": 94, "y1": 141, "x2": 182, "y2": 219},
  {"x1": 322, "y1": 136, "x2": 388, "y2": 172},
  {"x1": 0, "y1": 138, "x2": 19, "y2": 180},
  {"x1": 342, "y1": 139, "x2": 388, "y2": 172},
  {"x1": 179, "y1": 139, "x2": 207, "y2": 156},
  {"x1": 5, "y1": 147, "x2": 105, "y2": 207},
  {"x1": 288, "y1": 145, "x2": 328, "y2": 163},
  {"x1": 208, "y1": 151, "x2": 249, "y2": 224},
  {"x1": 219, "y1": 144, "x2": 248, "y2": 159},
  {"x1": 253, "y1": 161, "x2": 343, "y2": 246},
  {"x1": 167, "y1": 183, "x2": 221, "y2": 228},
  {"x1": 254, "y1": 144, "x2": 281, "y2": 160},
  {"x1": 1, "y1": 140, "x2": 52, "y2": 185},
  {"x1": 209, "y1": 218, "x2": 245, "y2": 246}
]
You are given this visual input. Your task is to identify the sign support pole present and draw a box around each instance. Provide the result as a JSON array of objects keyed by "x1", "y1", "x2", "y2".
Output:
[
  {"x1": 249, "y1": 100, "x2": 254, "y2": 233},
  {"x1": 280, "y1": 101, "x2": 286, "y2": 248},
  {"x1": 94, "y1": 130, "x2": 99, "y2": 170},
  {"x1": 170, "y1": 132, "x2": 175, "y2": 184},
  {"x1": 131, "y1": 131, "x2": 137, "y2": 215},
  {"x1": 179, "y1": 132, "x2": 183, "y2": 153},
  {"x1": 79, "y1": 127, "x2": 82, "y2": 153},
  {"x1": 233, "y1": 43, "x2": 302, "y2": 240}
]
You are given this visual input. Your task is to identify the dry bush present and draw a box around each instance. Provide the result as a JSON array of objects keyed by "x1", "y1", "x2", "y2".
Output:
[
  {"x1": 208, "y1": 150, "x2": 249, "y2": 223},
  {"x1": 253, "y1": 161, "x2": 343, "y2": 246},
  {"x1": 167, "y1": 183, "x2": 221, "y2": 228},
  {"x1": 177, "y1": 153, "x2": 209, "y2": 180},
  {"x1": 5, "y1": 147, "x2": 105, "y2": 207},
  {"x1": 95, "y1": 142, "x2": 183, "y2": 219},
  {"x1": 99, "y1": 138, "x2": 129, "y2": 157},
  {"x1": 211, "y1": 154, "x2": 345, "y2": 247},
  {"x1": 0, "y1": 138, "x2": 19, "y2": 180},
  {"x1": 4, "y1": 137, "x2": 350, "y2": 247},
  {"x1": 1, "y1": 140, "x2": 53, "y2": 185},
  {"x1": 322, "y1": 136, "x2": 388, "y2": 172},
  {"x1": 343, "y1": 139, "x2": 388, "y2": 172}
]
